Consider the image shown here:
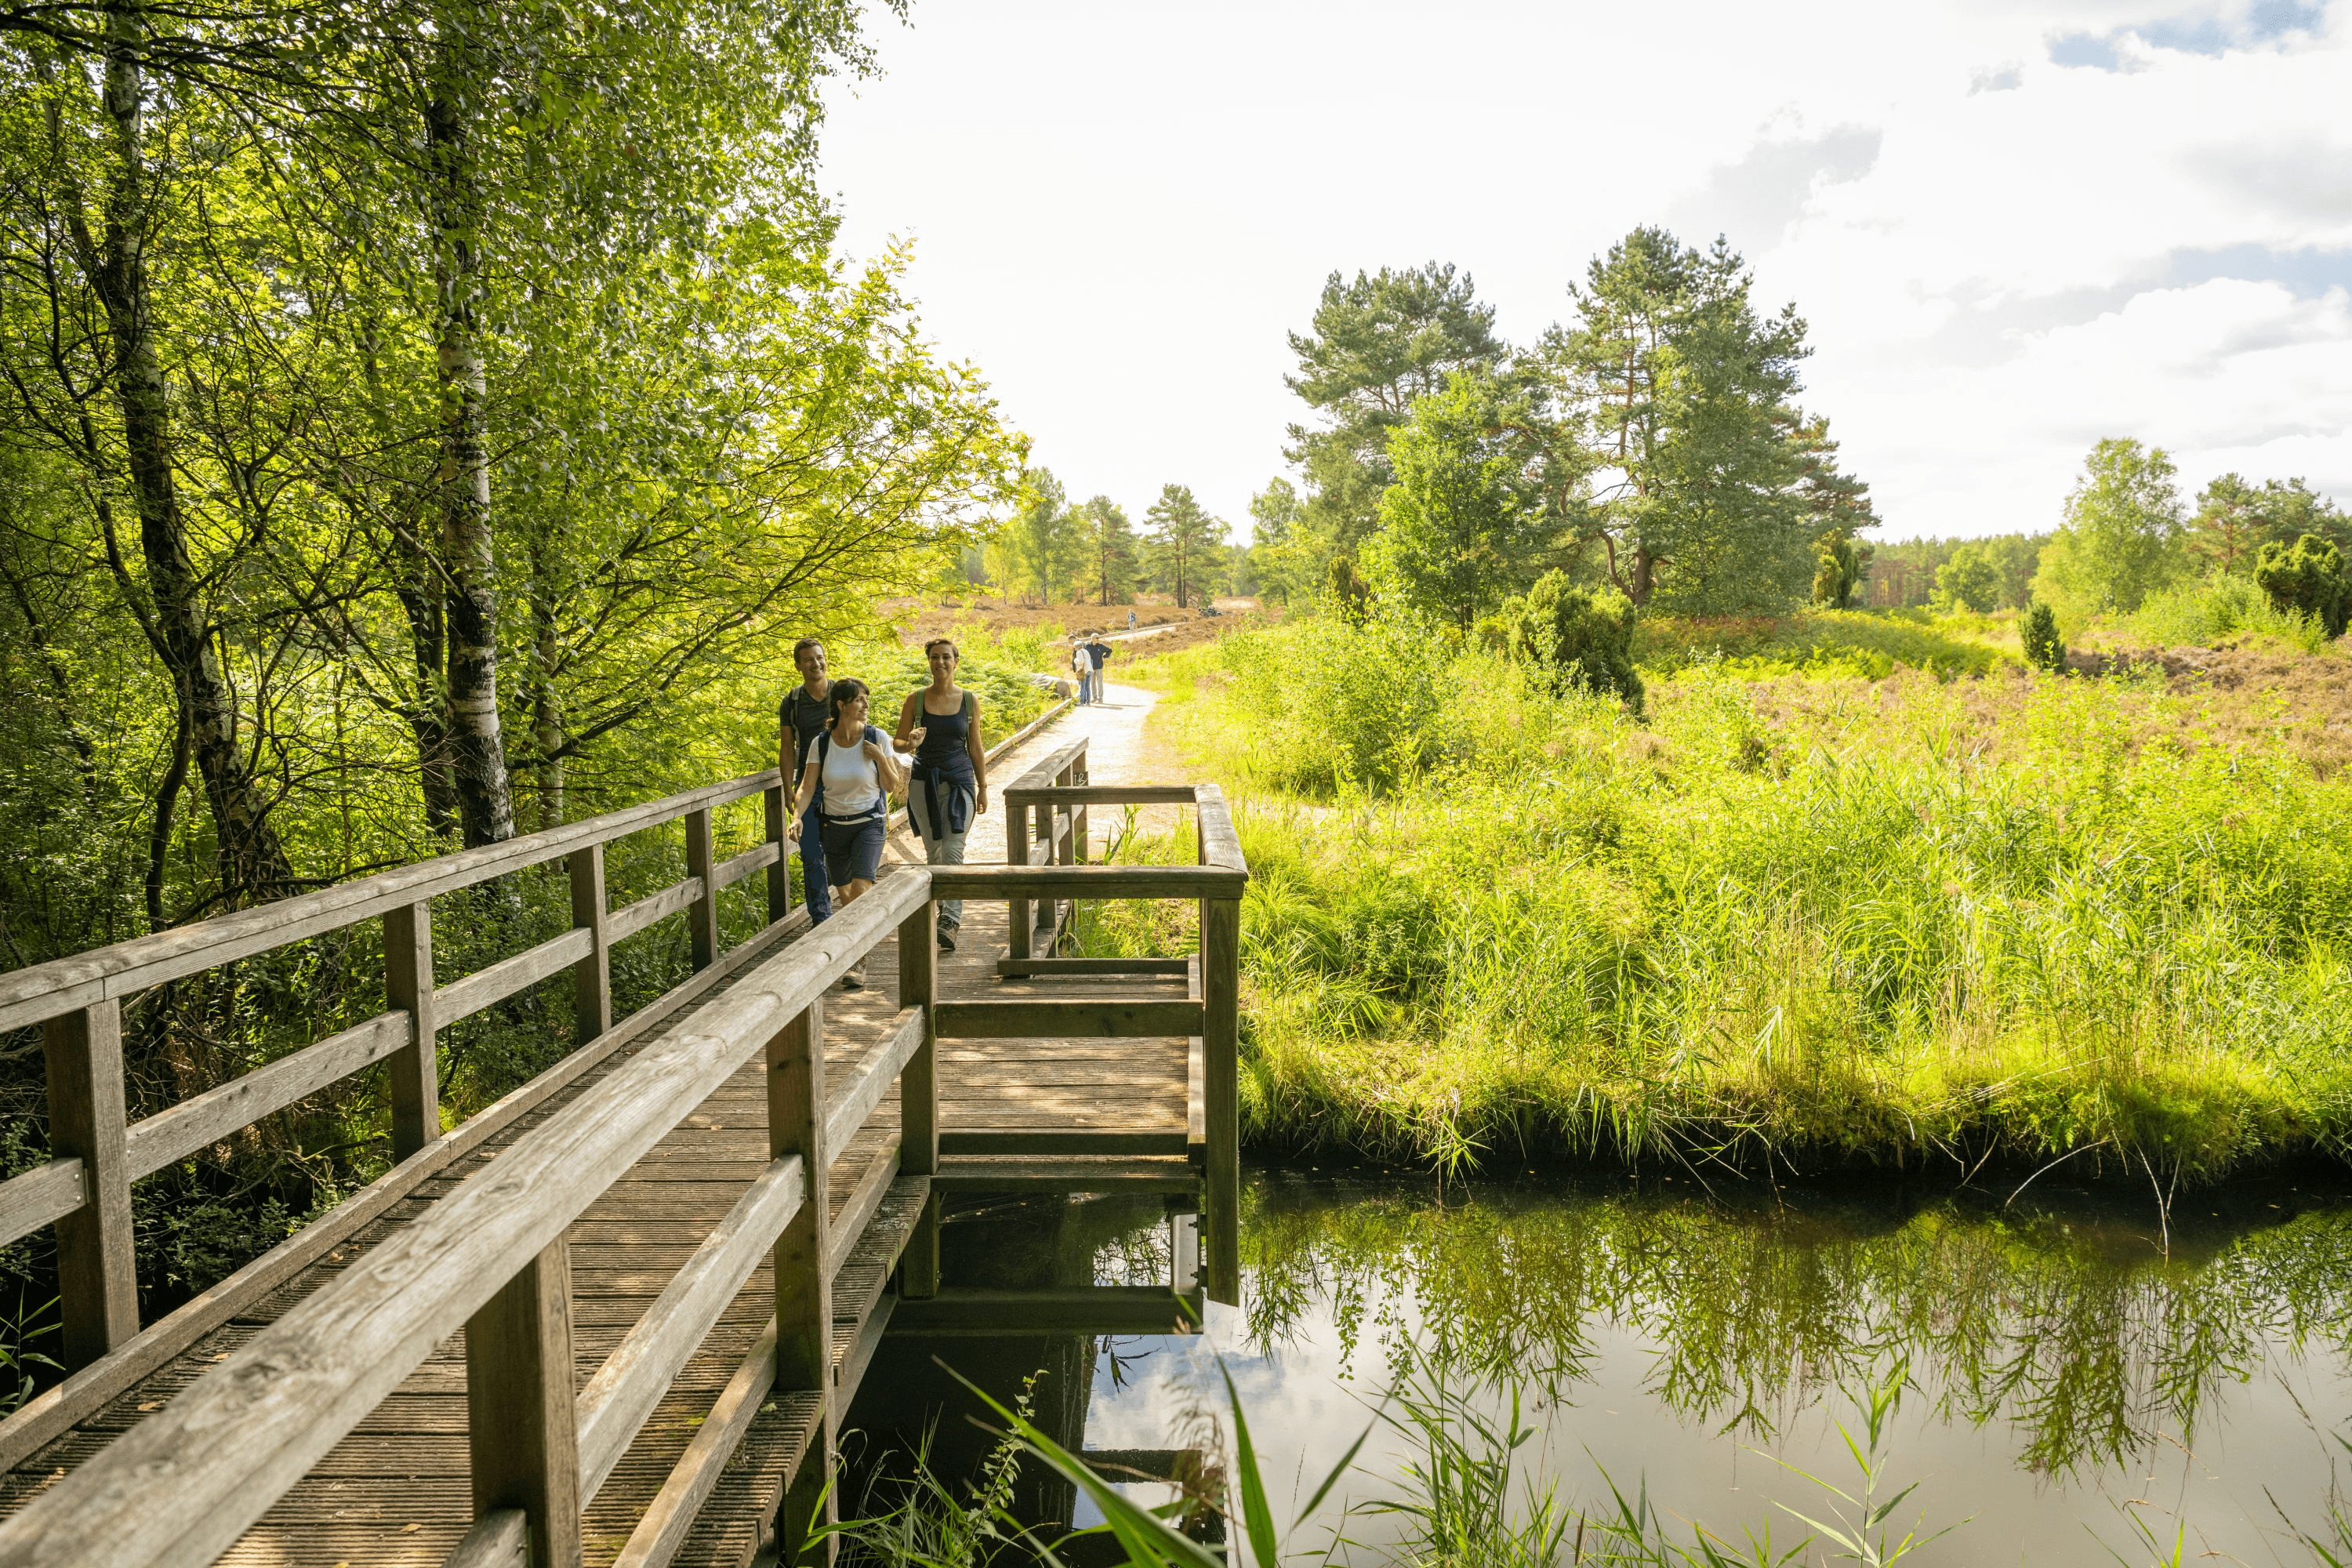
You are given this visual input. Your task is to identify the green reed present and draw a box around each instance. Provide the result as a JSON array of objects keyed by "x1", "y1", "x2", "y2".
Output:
[{"x1": 1110, "y1": 612, "x2": 2352, "y2": 1185}]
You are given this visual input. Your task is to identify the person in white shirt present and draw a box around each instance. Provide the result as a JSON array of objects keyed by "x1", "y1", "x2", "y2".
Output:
[{"x1": 786, "y1": 678, "x2": 906, "y2": 987}]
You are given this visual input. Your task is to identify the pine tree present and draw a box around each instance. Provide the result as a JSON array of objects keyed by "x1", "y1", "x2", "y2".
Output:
[
  {"x1": 1143, "y1": 485, "x2": 1227, "y2": 609},
  {"x1": 1074, "y1": 495, "x2": 1141, "y2": 605}
]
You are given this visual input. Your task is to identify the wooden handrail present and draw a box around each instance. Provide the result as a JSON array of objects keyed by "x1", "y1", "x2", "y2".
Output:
[
  {"x1": 0, "y1": 870, "x2": 932, "y2": 1568},
  {"x1": 0, "y1": 771, "x2": 782, "y2": 1033}
]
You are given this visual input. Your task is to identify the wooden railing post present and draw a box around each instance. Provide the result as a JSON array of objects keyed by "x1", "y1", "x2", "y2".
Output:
[
  {"x1": 769, "y1": 1000, "x2": 834, "y2": 1564},
  {"x1": 764, "y1": 782, "x2": 793, "y2": 923},
  {"x1": 383, "y1": 900, "x2": 441, "y2": 1160},
  {"x1": 466, "y1": 1238, "x2": 583, "y2": 1568},
  {"x1": 1006, "y1": 799, "x2": 1031, "y2": 963},
  {"x1": 569, "y1": 844, "x2": 612, "y2": 1045},
  {"x1": 896, "y1": 899, "x2": 939, "y2": 1300},
  {"x1": 685, "y1": 806, "x2": 719, "y2": 971},
  {"x1": 1201, "y1": 895, "x2": 1240, "y2": 1305},
  {"x1": 43, "y1": 999, "x2": 136, "y2": 1367}
]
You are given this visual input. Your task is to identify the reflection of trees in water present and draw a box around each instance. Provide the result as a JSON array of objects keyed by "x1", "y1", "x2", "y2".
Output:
[{"x1": 1238, "y1": 1179, "x2": 2352, "y2": 1476}]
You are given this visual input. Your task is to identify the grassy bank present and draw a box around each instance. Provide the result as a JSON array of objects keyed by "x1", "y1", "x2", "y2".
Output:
[{"x1": 1092, "y1": 610, "x2": 2352, "y2": 1183}]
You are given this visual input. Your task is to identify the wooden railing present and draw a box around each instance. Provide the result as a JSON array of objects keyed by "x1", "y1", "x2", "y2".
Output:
[
  {"x1": 0, "y1": 702, "x2": 1254, "y2": 1568},
  {"x1": 956, "y1": 739, "x2": 1245, "y2": 1299},
  {"x1": 0, "y1": 700, "x2": 1068, "y2": 1470},
  {"x1": 0, "y1": 872, "x2": 941, "y2": 1568}
]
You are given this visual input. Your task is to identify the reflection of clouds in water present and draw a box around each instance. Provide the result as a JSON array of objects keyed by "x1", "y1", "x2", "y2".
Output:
[{"x1": 1069, "y1": 1179, "x2": 2352, "y2": 1566}]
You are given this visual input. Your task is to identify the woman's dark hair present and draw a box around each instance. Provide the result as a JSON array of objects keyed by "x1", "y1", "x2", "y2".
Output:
[
  {"x1": 827, "y1": 677, "x2": 869, "y2": 725},
  {"x1": 923, "y1": 637, "x2": 959, "y2": 660}
]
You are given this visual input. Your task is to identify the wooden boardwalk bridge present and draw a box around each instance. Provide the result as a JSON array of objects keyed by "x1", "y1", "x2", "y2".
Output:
[{"x1": 0, "y1": 708, "x2": 1244, "y2": 1568}]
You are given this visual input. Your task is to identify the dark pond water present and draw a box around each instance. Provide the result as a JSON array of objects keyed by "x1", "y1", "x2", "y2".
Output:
[{"x1": 849, "y1": 1164, "x2": 2352, "y2": 1564}]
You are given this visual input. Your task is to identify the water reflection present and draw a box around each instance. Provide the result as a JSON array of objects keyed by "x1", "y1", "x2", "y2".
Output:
[
  {"x1": 848, "y1": 1167, "x2": 2352, "y2": 1563},
  {"x1": 1241, "y1": 1171, "x2": 2352, "y2": 1479}
]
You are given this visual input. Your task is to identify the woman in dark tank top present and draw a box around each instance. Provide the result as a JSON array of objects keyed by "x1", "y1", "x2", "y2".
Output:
[{"x1": 894, "y1": 637, "x2": 989, "y2": 952}]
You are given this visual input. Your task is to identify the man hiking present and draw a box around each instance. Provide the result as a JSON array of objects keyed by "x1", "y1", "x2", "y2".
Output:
[
  {"x1": 777, "y1": 638, "x2": 838, "y2": 923},
  {"x1": 1082, "y1": 633, "x2": 1113, "y2": 704}
]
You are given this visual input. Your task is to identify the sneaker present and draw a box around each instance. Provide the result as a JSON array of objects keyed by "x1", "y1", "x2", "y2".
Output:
[
  {"x1": 936, "y1": 927, "x2": 956, "y2": 953},
  {"x1": 840, "y1": 962, "x2": 863, "y2": 991}
]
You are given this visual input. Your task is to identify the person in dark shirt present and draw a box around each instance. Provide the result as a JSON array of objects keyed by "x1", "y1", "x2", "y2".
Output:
[
  {"x1": 776, "y1": 638, "x2": 836, "y2": 922},
  {"x1": 894, "y1": 637, "x2": 989, "y2": 952},
  {"x1": 1082, "y1": 636, "x2": 1113, "y2": 703}
]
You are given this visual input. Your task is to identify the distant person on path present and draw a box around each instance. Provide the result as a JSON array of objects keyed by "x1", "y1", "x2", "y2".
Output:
[
  {"x1": 1070, "y1": 637, "x2": 1091, "y2": 705},
  {"x1": 776, "y1": 638, "x2": 837, "y2": 923},
  {"x1": 895, "y1": 638, "x2": 989, "y2": 953},
  {"x1": 1083, "y1": 634, "x2": 1113, "y2": 703},
  {"x1": 786, "y1": 677, "x2": 904, "y2": 988},
  {"x1": 1127, "y1": 609, "x2": 1135, "y2": 630}
]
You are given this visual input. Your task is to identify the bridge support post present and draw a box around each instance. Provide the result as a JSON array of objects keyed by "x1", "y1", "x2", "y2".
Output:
[
  {"x1": 685, "y1": 805, "x2": 719, "y2": 971},
  {"x1": 764, "y1": 782, "x2": 792, "y2": 923},
  {"x1": 466, "y1": 1237, "x2": 583, "y2": 1568},
  {"x1": 1201, "y1": 896, "x2": 1240, "y2": 1305},
  {"x1": 769, "y1": 1000, "x2": 835, "y2": 1565},
  {"x1": 44, "y1": 998, "x2": 136, "y2": 1367},
  {"x1": 384, "y1": 899, "x2": 441, "y2": 1160},
  {"x1": 569, "y1": 844, "x2": 612, "y2": 1044},
  {"x1": 897, "y1": 898, "x2": 939, "y2": 1300}
]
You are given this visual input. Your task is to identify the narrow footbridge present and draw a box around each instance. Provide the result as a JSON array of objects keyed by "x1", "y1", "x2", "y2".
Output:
[{"x1": 0, "y1": 713, "x2": 1244, "y2": 1568}]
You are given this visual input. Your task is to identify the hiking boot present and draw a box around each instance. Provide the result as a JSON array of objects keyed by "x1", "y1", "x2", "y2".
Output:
[
  {"x1": 840, "y1": 960, "x2": 864, "y2": 991},
  {"x1": 936, "y1": 927, "x2": 957, "y2": 953}
]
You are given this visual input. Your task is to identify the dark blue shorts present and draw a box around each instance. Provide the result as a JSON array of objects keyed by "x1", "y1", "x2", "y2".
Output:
[{"x1": 818, "y1": 810, "x2": 886, "y2": 887}]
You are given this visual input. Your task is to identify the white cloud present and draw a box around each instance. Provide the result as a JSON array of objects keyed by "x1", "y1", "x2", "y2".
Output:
[{"x1": 819, "y1": 0, "x2": 2352, "y2": 540}]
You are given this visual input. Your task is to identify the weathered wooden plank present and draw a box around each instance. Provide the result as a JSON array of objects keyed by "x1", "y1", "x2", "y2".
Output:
[
  {"x1": 0, "y1": 875, "x2": 920, "y2": 1568},
  {"x1": 1202, "y1": 896, "x2": 1240, "y2": 1305},
  {"x1": 44, "y1": 1001, "x2": 136, "y2": 1368},
  {"x1": 764, "y1": 785, "x2": 792, "y2": 924},
  {"x1": 463, "y1": 1240, "x2": 580, "y2": 1568},
  {"x1": 383, "y1": 902, "x2": 440, "y2": 1163},
  {"x1": 443, "y1": 1509, "x2": 528, "y2": 1568},
  {"x1": 1194, "y1": 783, "x2": 1247, "y2": 873},
  {"x1": 124, "y1": 1012, "x2": 408, "y2": 1181},
  {"x1": 836, "y1": 1293, "x2": 894, "y2": 1410},
  {"x1": 609, "y1": 1319, "x2": 779, "y2": 1568},
  {"x1": 821, "y1": 1144, "x2": 902, "y2": 1280},
  {"x1": 886, "y1": 1287, "x2": 1201, "y2": 1336},
  {"x1": 0, "y1": 771, "x2": 782, "y2": 1036},
  {"x1": 710, "y1": 840, "x2": 780, "y2": 894},
  {"x1": 993, "y1": 956, "x2": 1192, "y2": 978},
  {"x1": 929, "y1": 864, "x2": 1242, "y2": 900},
  {"x1": 767, "y1": 993, "x2": 833, "y2": 1563},
  {"x1": 571, "y1": 844, "x2": 613, "y2": 1046},
  {"x1": 608, "y1": 877, "x2": 706, "y2": 946},
  {"x1": 684, "y1": 807, "x2": 719, "y2": 972},
  {"x1": 434, "y1": 929, "x2": 592, "y2": 1036},
  {"x1": 575, "y1": 1154, "x2": 805, "y2": 1501},
  {"x1": 930, "y1": 1156, "x2": 1200, "y2": 1193},
  {"x1": 935, "y1": 1000, "x2": 1203, "y2": 1040},
  {"x1": 0, "y1": 1158, "x2": 82, "y2": 1250},
  {"x1": 1001, "y1": 785, "x2": 1196, "y2": 807},
  {"x1": 937, "y1": 1130, "x2": 1191, "y2": 1156},
  {"x1": 822, "y1": 1009, "x2": 922, "y2": 1159}
]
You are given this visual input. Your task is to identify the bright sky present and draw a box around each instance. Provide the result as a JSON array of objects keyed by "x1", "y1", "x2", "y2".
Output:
[{"x1": 819, "y1": 0, "x2": 2352, "y2": 543}]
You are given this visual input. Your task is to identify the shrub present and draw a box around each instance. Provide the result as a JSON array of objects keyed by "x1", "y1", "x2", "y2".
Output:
[
  {"x1": 2020, "y1": 601, "x2": 2067, "y2": 673},
  {"x1": 1930, "y1": 544, "x2": 2000, "y2": 613},
  {"x1": 1496, "y1": 571, "x2": 1643, "y2": 712},
  {"x1": 2125, "y1": 572, "x2": 2336, "y2": 652},
  {"x1": 2254, "y1": 533, "x2": 2351, "y2": 640}
]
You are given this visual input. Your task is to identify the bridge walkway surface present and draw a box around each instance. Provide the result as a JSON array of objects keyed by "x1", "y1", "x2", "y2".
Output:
[{"x1": 0, "y1": 684, "x2": 1239, "y2": 1568}]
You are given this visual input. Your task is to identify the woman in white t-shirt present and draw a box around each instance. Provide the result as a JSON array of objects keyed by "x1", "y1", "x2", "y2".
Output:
[{"x1": 786, "y1": 678, "x2": 906, "y2": 987}]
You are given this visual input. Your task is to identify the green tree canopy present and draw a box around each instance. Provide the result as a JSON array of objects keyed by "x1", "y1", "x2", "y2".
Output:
[
  {"x1": 1366, "y1": 370, "x2": 1541, "y2": 629},
  {"x1": 2032, "y1": 439, "x2": 2191, "y2": 617},
  {"x1": 1284, "y1": 263, "x2": 1508, "y2": 563},
  {"x1": 1143, "y1": 485, "x2": 1226, "y2": 608},
  {"x1": 1540, "y1": 227, "x2": 1860, "y2": 613},
  {"x1": 1932, "y1": 544, "x2": 2001, "y2": 613},
  {"x1": 1073, "y1": 495, "x2": 1141, "y2": 605}
]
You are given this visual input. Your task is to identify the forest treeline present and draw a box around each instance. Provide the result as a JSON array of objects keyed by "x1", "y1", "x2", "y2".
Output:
[{"x1": 0, "y1": 0, "x2": 1018, "y2": 967}]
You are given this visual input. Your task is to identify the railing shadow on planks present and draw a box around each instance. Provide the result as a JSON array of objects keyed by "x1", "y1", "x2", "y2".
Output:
[{"x1": 0, "y1": 716, "x2": 1248, "y2": 1568}]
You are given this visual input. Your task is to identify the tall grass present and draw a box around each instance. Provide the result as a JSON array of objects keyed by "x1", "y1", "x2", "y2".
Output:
[
  {"x1": 1116, "y1": 612, "x2": 2352, "y2": 1183},
  {"x1": 2119, "y1": 574, "x2": 2336, "y2": 654}
]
